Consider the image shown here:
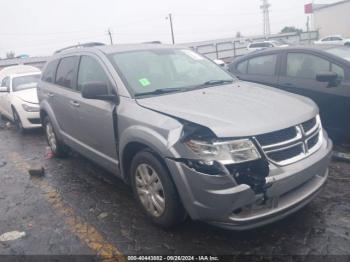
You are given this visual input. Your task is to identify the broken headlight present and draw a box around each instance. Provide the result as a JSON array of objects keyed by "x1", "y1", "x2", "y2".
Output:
[{"x1": 185, "y1": 139, "x2": 261, "y2": 165}]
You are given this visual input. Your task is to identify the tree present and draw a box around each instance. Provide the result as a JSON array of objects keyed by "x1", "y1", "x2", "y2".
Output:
[
  {"x1": 280, "y1": 26, "x2": 303, "y2": 34},
  {"x1": 6, "y1": 51, "x2": 15, "y2": 59}
]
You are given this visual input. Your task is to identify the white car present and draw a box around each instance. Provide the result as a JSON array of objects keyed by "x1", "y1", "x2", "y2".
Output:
[
  {"x1": 0, "y1": 65, "x2": 41, "y2": 132},
  {"x1": 314, "y1": 35, "x2": 350, "y2": 46},
  {"x1": 247, "y1": 40, "x2": 289, "y2": 52}
]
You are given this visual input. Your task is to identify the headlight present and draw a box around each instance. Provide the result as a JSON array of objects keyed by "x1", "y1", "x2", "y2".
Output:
[
  {"x1": 185, "y1": 139, "x2": 261, "y2": 165},
  {"x1": 22, "y1": 104, "x2": 39, "y2": 112}
]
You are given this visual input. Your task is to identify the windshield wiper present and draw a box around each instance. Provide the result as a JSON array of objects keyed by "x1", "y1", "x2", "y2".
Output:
[
  {"x1": 134, "y1": 87, "x2": 185, "y2": 97},
  {"x1": 202, "y1": 79, "x2": 234, "y2": 86}
]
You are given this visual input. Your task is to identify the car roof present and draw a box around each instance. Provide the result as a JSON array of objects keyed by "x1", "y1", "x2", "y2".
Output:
[
  {"x1": 322, "y1": 35, "x2": 342, "y2": 38},
  {"x1": 10, "y1": 72, "x2": 41, "y2": 78},
  {"x1": 56, "y1": 43, "x2": 183, "y2": 56},
  {"x1": 244, "y1": 44, "x2": 347, "y2": 54},
  {"x1": 231, "y1": 45, "x2": 350, "y2": 65}
]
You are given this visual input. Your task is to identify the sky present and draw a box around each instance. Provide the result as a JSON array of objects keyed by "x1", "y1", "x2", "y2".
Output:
[{"x1": 0, "y1": 0, "x2": 339, "y2": 57}]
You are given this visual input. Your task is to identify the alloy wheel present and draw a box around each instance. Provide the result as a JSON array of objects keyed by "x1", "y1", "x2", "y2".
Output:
[
  {"x1": 135, "y1": 163, "x2": 166, "y2": 217},
  {"x1": 46, "y1": 122, "x2": 57, "y2": 153}
]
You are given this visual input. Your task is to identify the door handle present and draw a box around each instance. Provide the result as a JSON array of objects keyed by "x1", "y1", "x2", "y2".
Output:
[
  {"x1": 47, "y1": 92, "x2": 54, "y2": 97},
  {"x1": 70, "y1": 101, "x2": 80, "y2": 107}
]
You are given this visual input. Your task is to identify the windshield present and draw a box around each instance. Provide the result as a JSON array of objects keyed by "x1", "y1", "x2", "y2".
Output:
[
  {"x1": 109, "y1": 49, "x2": 234, "y2": 97},
  {"x1": 12, "y1": 74, "x2": 40, "y2": 92},
  {"x1": 325, "y1": 47, "x2": 350, "y2": 62}
]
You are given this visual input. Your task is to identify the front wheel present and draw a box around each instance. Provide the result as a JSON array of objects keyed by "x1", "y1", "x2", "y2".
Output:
[
  {"x1": 130, "y1": 150, "x2": 186, "y2": 228},
  {"x1": 44, "y1": 116, "x2": 69, "y2": 157},
  {"x1": 12, "y1": 109, "x2": 24, "y2": 133}
]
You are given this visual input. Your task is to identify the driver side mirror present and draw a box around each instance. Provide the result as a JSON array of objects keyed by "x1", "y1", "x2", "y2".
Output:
[
  {"x1": 0, "y1": 86, "x2": 9, "y2": 92},
  {"x1": 316, "y1": 72, "x2": 340, "y2": 87},
  {"x1": 81, "y1": 82, "x2": 118, "y2": 102}
]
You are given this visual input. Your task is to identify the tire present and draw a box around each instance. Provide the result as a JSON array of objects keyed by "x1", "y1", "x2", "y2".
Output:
[
  {"x1": 12, "y1": 108, "x2": 25, "y2": 133},
  {"x1": 345, "y1": 42, "x2": 350, "y2": 47},
  {"x1": 130, "y1": 150, "x2": 186, "y2": 228},
  {"x1": 43, "y1": 116, "x2": 69, "y2": 157}
]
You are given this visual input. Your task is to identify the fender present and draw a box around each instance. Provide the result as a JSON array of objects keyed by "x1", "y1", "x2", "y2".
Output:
[{"x1": 119, "y1": 125, "x2": 182, "y2": 180}]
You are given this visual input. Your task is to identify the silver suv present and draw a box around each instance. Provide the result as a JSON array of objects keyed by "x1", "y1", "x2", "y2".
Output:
[{"x1": 38, "y1": 44, "x2": 333, "y2": 230}]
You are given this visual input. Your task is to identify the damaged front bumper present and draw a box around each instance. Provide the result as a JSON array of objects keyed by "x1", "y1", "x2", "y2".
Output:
[{"x1": 165, "y1": 133, "x2": 333, "y2": 230}]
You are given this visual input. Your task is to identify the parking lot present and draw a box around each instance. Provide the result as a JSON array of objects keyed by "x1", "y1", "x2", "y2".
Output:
[{"x1": 0, "y1": 123, "x2": 349, "y2": 259}]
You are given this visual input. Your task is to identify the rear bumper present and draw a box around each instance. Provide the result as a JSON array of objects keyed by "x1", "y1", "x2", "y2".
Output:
[{"x1": 166, "y1": 133, "x2": 333, "y2": 230}]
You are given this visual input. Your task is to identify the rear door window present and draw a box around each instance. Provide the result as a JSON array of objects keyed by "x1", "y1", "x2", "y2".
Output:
[
  {"x1": 247, "y1": 54, "x2": 277, "y2": 76},
  {"x1": 55, "y1": 56, "x2": 80, "y2": 89}
]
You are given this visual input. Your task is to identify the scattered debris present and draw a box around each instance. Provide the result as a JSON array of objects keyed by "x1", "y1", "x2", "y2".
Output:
[
  {"x1": 28, "y1": 164, "x2": 45, "y2": 177},
  {"x1": 333, "y1": 151, "x2": 350, "y2": 163},
  {"x1": 45, "y1": 147, "x2": 54, "y2": 159},
  {"x1": 0, "y1": 231, "x2": 26, "y2": 242},
  {"x1": 97, "y1": 212, "x2": 109, "y2": 220}
]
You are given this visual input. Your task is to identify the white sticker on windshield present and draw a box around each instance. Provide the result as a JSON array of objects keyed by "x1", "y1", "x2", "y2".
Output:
[{"x1": 181, "y1": 50, "x2": 204, "y2": 60}]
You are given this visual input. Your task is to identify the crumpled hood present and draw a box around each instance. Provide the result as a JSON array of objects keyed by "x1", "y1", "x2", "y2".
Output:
[
  {"x1": 137, "y1": 82, "x2": 318, "y2": 137},
  {"x1": 14, "y1": 88, "x2": 38, "y2": 104}
]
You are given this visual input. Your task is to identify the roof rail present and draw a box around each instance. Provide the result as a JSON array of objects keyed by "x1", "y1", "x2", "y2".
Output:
[{"x1": 54, "y1": 42, "x2": 106, "y2": 54}]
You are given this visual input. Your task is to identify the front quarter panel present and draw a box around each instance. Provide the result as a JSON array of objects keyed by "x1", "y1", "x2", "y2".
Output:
[{"x1": 118, "y1": 97, "x2": 184, "y2": 179}]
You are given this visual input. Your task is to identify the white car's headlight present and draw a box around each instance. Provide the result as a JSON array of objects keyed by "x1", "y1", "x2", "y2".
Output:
[
  {"x1": 185, "y1": 139, "x2": 261, "y2": 165},
  {"x1": 22, "y1": 104, "x2": 39, "y2": 112}
]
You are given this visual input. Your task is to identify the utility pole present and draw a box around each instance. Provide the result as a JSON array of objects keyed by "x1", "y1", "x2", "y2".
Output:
[
  {"x1": 260, "y1": 0, "x2": 271, "y2": 37},
  {"x1": 166, "y1": 13, "x2": 175, "y2": 44},
  {"x1": 107, "y1": 28, "x2": 114, "y2": 45}
]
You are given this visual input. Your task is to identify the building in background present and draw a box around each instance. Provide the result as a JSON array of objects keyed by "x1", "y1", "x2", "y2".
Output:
[{"x1": 312, "y1": 0, "x2": 350, "y2": 38}]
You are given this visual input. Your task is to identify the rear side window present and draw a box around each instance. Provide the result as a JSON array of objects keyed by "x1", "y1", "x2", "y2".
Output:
[
  {"x1": 42, "y1": 59, "x2": 59, "y2": 83},
  {"x1": 247, "y1": 55, "x2": 277, "y2": 76},
  {"x1": 55, "y1": 56, "x2": 80, "y2": 89},
  {"x1": 77, "y1": 56, "x2": 110, "y2": 92}
]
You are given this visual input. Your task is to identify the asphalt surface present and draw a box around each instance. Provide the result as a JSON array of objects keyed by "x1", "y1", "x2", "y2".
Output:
[{"x1": 0, "y1": 123, "x2": 350, "y2": 260}]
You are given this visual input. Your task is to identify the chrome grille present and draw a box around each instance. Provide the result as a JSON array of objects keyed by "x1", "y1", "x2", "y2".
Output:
[{"x1": 255, "y1": 116, "x2": 323, "y2": 166}]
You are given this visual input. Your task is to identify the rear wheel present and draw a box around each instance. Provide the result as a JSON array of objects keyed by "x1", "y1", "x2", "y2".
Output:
[
  {"x1": 44, "y1": 116, "x2": 69, "y2": 157},
  {"x1": 130, "y1": 150, "x2": 186, "y2": 228},
  {"x1": 345, "y1": 42, "x2": 350, "y2": 47}
]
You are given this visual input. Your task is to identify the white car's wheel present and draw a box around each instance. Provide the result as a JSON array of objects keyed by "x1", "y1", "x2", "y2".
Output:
[{"x1": 12, "y1": 108, "x2": 24, "y2": 133}]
